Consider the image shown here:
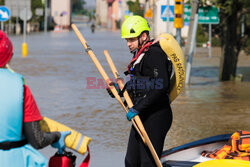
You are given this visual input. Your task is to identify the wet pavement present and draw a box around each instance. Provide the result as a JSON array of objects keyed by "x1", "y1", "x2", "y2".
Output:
[{"x1": 7, "y1": 24, "x2": 250, "y2": 166}]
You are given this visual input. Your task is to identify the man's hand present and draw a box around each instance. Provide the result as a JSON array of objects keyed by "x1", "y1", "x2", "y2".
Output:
[
  {"x1": 106, "y1": 82, "x2": 120, "y2": 98},
  {"x1": 126, "y1": 108, "x2": 139, "y2": 121}
]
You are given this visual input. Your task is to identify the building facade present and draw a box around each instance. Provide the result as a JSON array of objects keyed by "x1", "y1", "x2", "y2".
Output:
[
  {"x1": 95, "y1": 0, "x2": 188, "y2": 38},
  {"x1": 51, "y1": 0, "x2": 71, "y2": 29}
]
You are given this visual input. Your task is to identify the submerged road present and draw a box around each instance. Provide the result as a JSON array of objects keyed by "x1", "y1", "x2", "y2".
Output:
[{"x1": 8, "y1": 24, "x2": 250, "y2": 166}]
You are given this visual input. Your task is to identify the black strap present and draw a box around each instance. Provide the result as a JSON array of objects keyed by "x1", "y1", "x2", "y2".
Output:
[{"x1": 0, "y1": 140, "x2": 27, "y2": 150}]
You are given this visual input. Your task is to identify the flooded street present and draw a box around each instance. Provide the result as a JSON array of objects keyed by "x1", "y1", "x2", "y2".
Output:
[{"x1": 8, "y1": 24, "x2": 250, "y2": 166}]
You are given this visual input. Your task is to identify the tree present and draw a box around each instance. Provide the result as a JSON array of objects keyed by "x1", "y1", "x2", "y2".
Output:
[
  {"x1": 72, "y1": 0, "x2": 87, "y2": 15},
  {"x1": 31, "y1": 0, "x2": 43, "y2": 22},
  {"x1": 0, "y1": 0, "x2": 4, "y2": 5},
  {"x1": 213, "y1": 0, "x2": 250, "y2": 81},
  {"x1": 127, "y1": 0, "x2": 144, "y2": 17}
]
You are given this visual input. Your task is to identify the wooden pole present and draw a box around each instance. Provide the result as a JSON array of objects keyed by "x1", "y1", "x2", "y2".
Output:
[
  {"x1": 71, "y1": 24, "x2": 145, "y2": 144},
  {"x1": 104, "y1": 50, "x2": 163, "y2": 167},
  {"x1": 71, "y1": 24, "x2": 162, "y2": 167}
]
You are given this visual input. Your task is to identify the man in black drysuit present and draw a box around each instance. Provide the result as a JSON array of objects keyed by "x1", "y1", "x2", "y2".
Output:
[{"x1": 107, "y1": 15, "x2": 173, "y2": 167}]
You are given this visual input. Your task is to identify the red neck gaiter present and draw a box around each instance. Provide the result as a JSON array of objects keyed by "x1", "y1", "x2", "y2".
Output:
[{"x1": 127, "y1": 41, "x2": 153, "y2": 73}]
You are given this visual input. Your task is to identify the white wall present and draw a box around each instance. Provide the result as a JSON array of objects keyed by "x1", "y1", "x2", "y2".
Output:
[
  {"x1": 96, "y1": 0, "x2": 108, "y2": 26},
  {"x1": 51, "y1": 0, "x2": 71, "y2": 27}
]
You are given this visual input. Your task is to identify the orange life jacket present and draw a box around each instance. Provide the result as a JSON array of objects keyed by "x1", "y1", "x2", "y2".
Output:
[{"x1": 202, "y1": 131, "x2": 250, "y2": 161}]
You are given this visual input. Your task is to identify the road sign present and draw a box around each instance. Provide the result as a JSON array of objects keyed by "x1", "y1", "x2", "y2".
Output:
[
  {"x1": 35, "y1": 8, "x2": 43, "y2": 16},
  {"x1": 144, "y1": 8, "x2": 153, "y2": 19},
  {"x1": 0, "y1": 6, "x2": 10, "y2": 22},
  {"x1": 161, "y1": 5, "x2": 219, "y2": 24},
  {"x1": 5, "y1": 0, "x2": 31, "y2": 17},
  {"x1": 161, "y1": 5, "x2": 174, "y2": 21},
  {"x1": 20, "y1": 9, "x2": 32, "y2": 21},
  {"x1": 185, "y1": 5, "x2": 219, "y2": 24}
]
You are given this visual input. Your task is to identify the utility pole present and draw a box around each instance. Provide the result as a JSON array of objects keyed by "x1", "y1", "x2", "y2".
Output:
[
  {"x1": 8, "y1": 2, "x2": 12, "y2": 33},
  {"x1": 166, "y1": 0, "x2": 170, "y2": 33},
  {"x1": 152, "y1": 0, "x2": 158, "y2": 38},
  {"x1": 144, "y1": 0, "x2": 150, "y2": 15},
  {"x1": 185, "y1": 0, "x2": 200, "y2": 84},
  {"x1": 241, "y1": 15, "x2": 245, "y2": 37},
  {"x1": 44, "y1": 0, "x2": 48, "y2": 33},
  {"x1": 15, "y1": 0, "x2": 20, "y2": 34}
]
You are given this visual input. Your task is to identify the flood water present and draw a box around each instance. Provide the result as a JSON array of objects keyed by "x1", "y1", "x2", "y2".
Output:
[{"x1": 8, "y1": 24, "x2": 250, "y2": 166}]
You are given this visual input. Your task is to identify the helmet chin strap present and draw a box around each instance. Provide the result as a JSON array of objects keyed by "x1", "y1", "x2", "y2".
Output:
[
  {"x1": 138, "y1": 34, "x2": 148, "y2": 48},
  {"x1": 129, "y1": 35, "x2": 142, "y2": 57},
  {"x1": 130, "y1": 34, "x2": 148, "y2": 57},
  {"x1": 130, "y1": 48, "x2": 138, "y2": 57}
]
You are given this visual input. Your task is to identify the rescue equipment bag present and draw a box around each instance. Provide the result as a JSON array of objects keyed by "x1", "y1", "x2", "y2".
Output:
[
  {"x1": 40, "y1": 117, "x2": 91, "y2": 155},
  {"x1": 49, "y1": 147, "x2": 90, "y2": 167},
  {"x1": 158, "y1": 33, "x2": 185, "y2": 103},
  {"x1": 125, "y1": 33, "x2": 185, "y2": 103},
  {"x1": 49, "y1": 150, "x2": 76, "y2": 167}
]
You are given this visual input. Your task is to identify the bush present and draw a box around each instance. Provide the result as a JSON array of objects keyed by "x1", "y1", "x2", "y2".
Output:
[
  {"x1": 196, "y1": 24, "x2": 208, "y2": 46},
  {"x1": 127, "y1": 0, "x2": 144, "y2": 16},
  {"x1": 196, "y1": 24, "x2": 221, "y2": 47},
  {"x1": 212, "y1": 37, "x2": 221, "y2": 46}
]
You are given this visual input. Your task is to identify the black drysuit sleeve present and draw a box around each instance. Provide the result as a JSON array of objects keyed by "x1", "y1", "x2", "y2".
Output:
[
  {"x1": 133, "y1": 44, "x2": 171, "y2": 112},
  {"x1": 23, "y1": 121, "x2": 60, "y2": 149}
]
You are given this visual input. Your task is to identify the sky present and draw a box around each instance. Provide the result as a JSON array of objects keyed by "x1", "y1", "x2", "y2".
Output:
[{"x1": 84, "y1": 0, "x2": 96, "y2": 8}]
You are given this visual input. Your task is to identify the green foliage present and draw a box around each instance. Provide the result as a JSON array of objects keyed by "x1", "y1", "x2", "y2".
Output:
[
  {"x1": 212, "y1": 36, "x2": 221, "y2": 46},
  {"x1": 196, "y1": 24, "x2": 207, "y2": 45},
  {"x1": 87, "y1": 9, "x2": 95, "y2": 22},
  {"x1": 0, "y1": 0, "x2": 4, "y2": 5},
  {"x1": 242, "y1": 13, "x2": 250, "y2": 55},
  {"x1": 216, "y1": 0, "x2": 250, "y2": 47},
  {"x1": 212, "y1": 0, "x2": 250, "y2": 80},
  {"x1": 31, "y1": 0, "x2": 44, "y2": 23},
  {"x1": 31, "y1": 0, "x2": 43, "y2": 10},
  {"x1": 127, "y1": 0, "x2": 144, "y2": 17},
  {"x1": 196, "y1": 24, "x2": 221, "y2": 47},
  {"x1": 72, "y1": 0, "x2": 88, "y2": 15}
]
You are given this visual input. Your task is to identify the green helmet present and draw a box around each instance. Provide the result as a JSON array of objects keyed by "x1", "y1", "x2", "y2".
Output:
[{"x1": 121, "y1": 15, "x2": 151, "y2": 39}]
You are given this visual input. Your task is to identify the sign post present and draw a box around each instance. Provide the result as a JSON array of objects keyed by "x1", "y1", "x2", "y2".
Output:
[
  {"x1": 208, "y1": 23, "x2": 212, "y2": 58},
  {"x1": 20, "y1": 8, "x2": 32, "y2": 57},
  {"x1": 44, "y1": 0, "x2": 48, "y2": 33},
  {"x1": 161, "y1": 5, "x2": 219, "y2": 60},
  {"x1": 0, "y1": 6, "x2": 11, "y2": 31},
  {"x1": 15, "y1": 0, "x2": 19, "y2": 34}
]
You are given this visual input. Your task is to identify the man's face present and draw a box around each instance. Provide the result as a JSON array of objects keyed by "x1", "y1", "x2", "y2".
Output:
[{"x1": 125, "y1": 37, "x2": 138, "y2": 52}]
